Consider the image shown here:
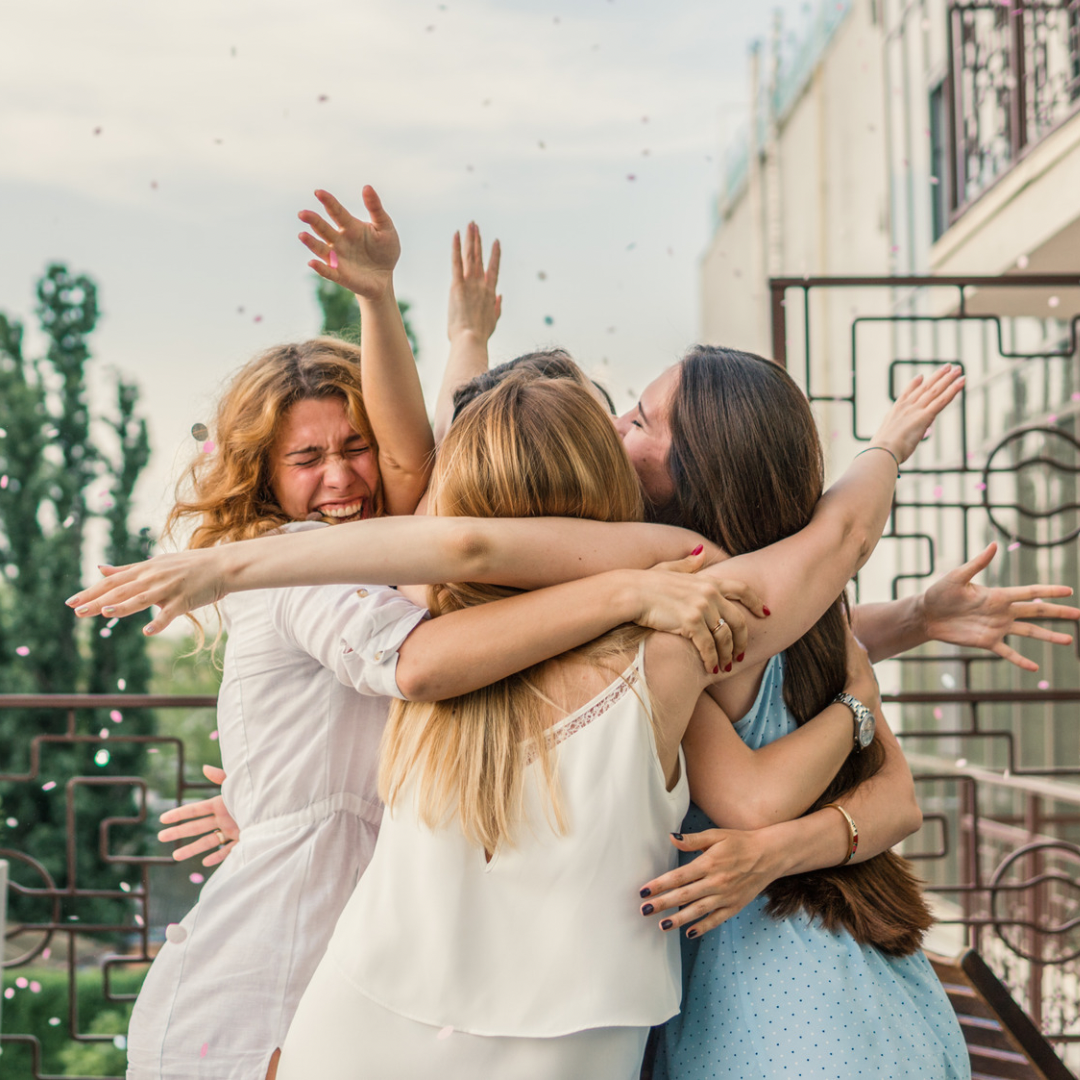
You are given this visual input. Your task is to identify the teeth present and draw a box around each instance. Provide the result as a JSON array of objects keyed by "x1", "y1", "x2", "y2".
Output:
[{"x1": 320, "y1": 502, "x2": 364, "y2": 519}]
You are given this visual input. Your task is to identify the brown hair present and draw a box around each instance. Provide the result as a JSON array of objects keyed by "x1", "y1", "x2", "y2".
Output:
[
  {"x1": 380, "y1": 375, "x2": 647, "y2": 855},
  {"x1": 451, "y1": 349, "x2": 615, "y2": 420},
  {"x1": 665, "y1": 345, "x2": 930, "y2": 956},
  {"x1": 165, "y1": 338, "x2": 382, "y2": 549}
]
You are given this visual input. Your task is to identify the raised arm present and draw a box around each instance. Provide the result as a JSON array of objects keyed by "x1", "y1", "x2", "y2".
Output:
[
  {"x1": 707, "y1": 364, "x2": 965, "y2": 666},
  {"x1": 433, "y1": 223, "x2": 501, "y2": 444},
  {"x1": 299, "y1": 186, "x2": 434, "y2": 514},
  {"x1": 851, "y1": 541, "x2": 1078, "y2": 668}
]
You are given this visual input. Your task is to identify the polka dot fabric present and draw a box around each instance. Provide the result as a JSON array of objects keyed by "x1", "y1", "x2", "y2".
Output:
[{"x1": 655, "y1": 655, "x2": 970, "y2": 1080}]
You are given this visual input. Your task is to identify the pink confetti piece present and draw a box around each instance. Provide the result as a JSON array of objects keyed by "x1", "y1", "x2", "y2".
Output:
[
  {"x1": 932, "y1": 485, "x2": 943, "y2": 499},
  {"x1": 253, "y1": 315, "x2": 263, "y2": 323},
  {"x1": 1049, "y1": 295, "x2": 1060, "y2": 308},
  {"x1": 627, "y1": 174, "x2": 636, "y2": 181},
  {"x1": 1016, "y1": 254, "x2": 1029, "y2": 269},
  {"x1": 933, "y1": 707, "x2": 943, "y2": 720},
  {"x1": 111, "y1": 709, "x2": 123, "y2": 723},
  {"x1": 1072, "y1": 392, "x2": 1080, "y2": 402},
  {"x1": 929, "y1": 176, "x2": 939, "y2": 185},
  {"x1": 117, "y1": 678, "x2": 126, "y2": 690},
  {"x1": 148, "y1": 747, "x2": 159, "y2": 754},
  {"x1": 976, "y1": 482, "x2": 987, "y2": 491},
  {"x1": 4, "y1": 988, "x2": 14, "y2": 1000},
  {"x1": 1008, "y1": 541, "x2": 1021, "y2": 551},
  {"x1": 956, "y1": 757, "x2": 968, "y2": 768},
  {"x1": 329, "y1": 250, "x2": 339, "y2": 270},
  {"x1": 209, "y1": 730, "x2": 219, "y2": 741},
  {"x1": 42, "y1": 780, "x2": 56, "y2": 791},
  {"x1": 1038, "y1": 680, "x2": 1050, "y2": 690},
  {"x1": 99, "y1": 728, "x2": 110, "y2": 739},
  {"x1": 190, "y1": 872, "x2": 205, "y2": 885},
  {"x1": 30, "y1": 981, "x2": 41, "y2": 993},
  {"x1": 48, "y1": 1016, "x2": 60, "y2": 1026},
  {"x1": 16, "y1": 645, "x2": 30, "y2": 656},
  {"x1": 1048, "y1": 414, "x2": 1058, "y2": 423},
  {"x1": 437, "y1": 1026, "x2": 454, "y2": 1040},
  {"x1": 42, "y1": 947, "x2": 51, "y2": 959},
  {"x1": 202, "y1": 440, "x2": 216, "y2": 454},
  {"x1": 150, "y1": 180, "x2": 158, "y2": 190},
  {"x1": 4, "y1": 817, "x2": 16, "y2": 827},
  {"x1": 0, "y1": 474, "x2": 8, "y2": 488},
  {"x1": 16, "y1": 977, "x2": 28, "y2": 989},
  {"x1": 317, "y1": 94, "x2": 329, "y2": 102},
  {"x1": 99, "y1": 628, "x2": 112, "y2": 638},
  {"x1": 200, "y1": 1043, "x2": 209, "y2": 1058},
  {"x1": 93, "y1": 126, "x2": 102, "y2": 135},
  {"x1": 135, "y1": 913, "x2": 144, "y2": 926}
]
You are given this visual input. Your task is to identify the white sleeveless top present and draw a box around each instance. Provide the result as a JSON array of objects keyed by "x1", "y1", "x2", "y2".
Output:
[{"x1": 322, "y1": 644, "x2": 690, "y2": 1038}]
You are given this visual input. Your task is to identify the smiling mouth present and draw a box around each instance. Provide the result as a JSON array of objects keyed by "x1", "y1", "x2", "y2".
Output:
[{"x1": 313, "y1": 499, "x2": 367, "y2": 522}]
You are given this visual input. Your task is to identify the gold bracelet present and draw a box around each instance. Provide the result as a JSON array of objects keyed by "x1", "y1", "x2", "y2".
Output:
[{"x1": 823, "y1": 802, "x2": 859, "y2": 865}]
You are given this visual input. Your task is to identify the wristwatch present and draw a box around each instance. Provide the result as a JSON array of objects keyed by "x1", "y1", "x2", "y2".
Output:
[{"x1": 833, "y1": 692, "x2": 876, "y2": 751}]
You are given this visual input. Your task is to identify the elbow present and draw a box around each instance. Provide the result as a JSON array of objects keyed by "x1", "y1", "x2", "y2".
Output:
[
  {"x1": 393, "y1": 657, "x2": 438, "y2": 702},
  {"x1": 901, "y1": 791, "x2": 923, "y2": 840},
  {"x1": 444, "y1": 519, "x2": 494, "y2": 581},
  {"x1": 845, "y1": 516, "x2": 875, "y2": 573}
]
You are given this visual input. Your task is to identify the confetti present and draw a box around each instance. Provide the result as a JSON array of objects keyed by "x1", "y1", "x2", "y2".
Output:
[
  {"x1": 5, "y1": 817, "x2": 16, "y2": 827},
  {"x1": 113, "y1": 1036, "x2": 127, "y2": 1051},
  {"x1": 165, "y1": 923, "x2": 189, "y2": 944},
  {"x1": 1048, "y1": 414, "x2": 1058, "y2": 424},
  {"x1": 191, "y1": 423, "x2": 209, "y2": 442},
  {"x1": 437, "y1": 1026, "x2": 454, "y2": 1040},
  {"x1": 4, "y1": 989, "x2": 14, "y2": 1000},
  {"x1": 1048, "y1": 295, "x2": 1060, "y2": 308},
  {"x1": 30, "y1": 981, "x2": 41, "y2": 993},
  {"x1": 48, "y1": 1016, "x2": 60, "y2": 1025},
  {"x1": 62, "y1": 515, "x2": 75, "y2": 527},
  {"x1": 1008, "y1": 541, "x2": 1021, "y2": 551},
  {"x1": 190, "y1": 872, "x2": 205, "y2": 885},
  {"x1": 16, "y1": 645, "x2": 28, "y2": 656},
  {"x1": 100, "y1": 627, "x2": 112, "y2": 638},
  {"x1": 329, "y1": 250, "x2": 339, "y2": 270},
  {"x1": 627, "y1": 174, "x2": 636, "y2": 181},
  {"x1": 932, "y1": 485, "x2": 943, "y2": 499},
  {"x1": 0, "y1": 428, "x2": 5, "y2": 437},
  {"x1": 201, "y1": 1043, "x2": 210, "y2": 1059},
  {"x1": 99, "y1": 728, "x2": 109, "y2": 739},
  {"x1": 42, "y1": 780, "x2": 56, "y2": 791},
  {"x1": 151, "y1": 181, "x2": 158, "y2": 190},
  {"x1": 929, "y1": 176, "x2": 940, "y2": 185},
  {"x1": 16, "y1": 978, "x2": 27, "y2": 989},
  {"x1": 1, "y1": 475, "x2": 8, "y2": 489},
  {"x1": 93, "y1": 127, "x2": 102, "y2": 136},
  {"x1": 120, "y1": 881, "x2": 131, "y2": 892},
  {"x1": 317, "y1": 95, "x2": 329, "y2": 103},
  {"x1": 95, "y1": 749, "x2": 110, "y2": 767},
  {"x1": 1038, "y1": 680, "x2": 1050, "y2": 690},
  {"x1": 933, "y1": 707, "x2": 944, "y2": 720},
  {"x1": 956, "y1": 757, "x2": 968, "y2": 768},
  {"x1": 253, "y1": 315, "x2": 263, "y2": 323},
  {"x1": 210, "y1": 730, "x2": 219, "y2": 741},
  {"x1": 941, "y1": 673, "x2": 956, "y2": 689},
  {"x1": 43, "y1": 948, "x2": 51, "y2": 959},
  {"x1": 202, "y1": 440, "x2": 217, "y2": 454},
  {"x1": 118, "y1": 678, "x2": 126, "y2": 690},
  {"x1": 544, "y1": 316, "x2": 554, "y2": 325},
  {"x1": 148, "y1": 747, "x2": 159, "y2": 754},
  {"x1": 135, "y1": 913, "x2": 144, "y2": 926},
  {"x1": 976, "y1": 482, "x2": 987, "y2": 491},
  {"x1": 1016, "y1": 254, "x2": 1029, "y2": 269},
  {"x1": 537, "y1": 271, "x2": 547, "y2": 281}
]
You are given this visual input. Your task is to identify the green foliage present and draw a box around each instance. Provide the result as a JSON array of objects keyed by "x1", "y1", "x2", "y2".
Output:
[
  {"x1": 0, "y1": 964, "x2": 145, "y2": 1078},
  {"x1": 314, "y1": 277, "x2": 420, "y2": 358},
  {"x1": 0, "y1": 264, "x2": 156, "y2": 928}
]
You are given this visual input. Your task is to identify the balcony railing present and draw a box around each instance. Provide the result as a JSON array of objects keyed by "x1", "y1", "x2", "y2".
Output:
[{"x1": 947, "y1": 0, "x2": 1080, "y2": 220}]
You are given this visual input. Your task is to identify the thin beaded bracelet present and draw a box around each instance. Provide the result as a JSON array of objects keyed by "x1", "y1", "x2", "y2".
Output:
[{"x1": 855, "y1": 445, "x2": 901, "y2": 478}]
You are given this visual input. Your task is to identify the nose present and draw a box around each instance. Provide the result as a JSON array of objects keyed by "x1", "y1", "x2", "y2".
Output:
[
  {"x1": 321, "y1": 454, "x2": 356, "y2": 489},
  {"x1": 613, "y1": 411, "x2": 631, "y2": 438}
]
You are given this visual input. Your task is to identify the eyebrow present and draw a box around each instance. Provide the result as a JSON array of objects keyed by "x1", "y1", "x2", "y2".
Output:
[
  {"x1": 637, "y1": 399, "x2": 648, "y2": 426},
  {"x1": 284, "y1": 434, "x2": 367, "y2": 457}
]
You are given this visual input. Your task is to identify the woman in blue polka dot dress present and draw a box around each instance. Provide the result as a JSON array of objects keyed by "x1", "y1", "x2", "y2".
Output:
[{"x1": 621, "y1": 347, "x2": 970, "y2": 1079}]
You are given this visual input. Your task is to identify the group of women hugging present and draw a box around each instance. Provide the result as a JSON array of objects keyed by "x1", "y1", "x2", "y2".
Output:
[{"x1": 68, "y1": 186, "x2": 1079, "y2": 1080}]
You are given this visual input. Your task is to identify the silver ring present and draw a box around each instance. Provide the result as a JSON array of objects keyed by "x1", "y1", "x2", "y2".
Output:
[
  {"x1": 213, "y1": 829, "x2": 227, "y2": 846},
  {"x1": 710, "y1": 618, "x2": 726, "y2": 636}
]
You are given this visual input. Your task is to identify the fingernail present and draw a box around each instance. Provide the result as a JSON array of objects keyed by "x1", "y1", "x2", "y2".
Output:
[
  {"x1": 671, "y1": 833, "x2": 683, "y2": 841},
  {"x1": 102, "y1": 606, "x2": 115, "y2": 615},
  {"x1": 691, "y1": 544, "x2": 704, "y2": 556},
  {"x1": 725, "y1": 663, "x2": 732, "y2": 673},
  {"x1": 143, "y1": 625, "x2": 156, "y2": 636},
  {"x1": 75, "y1": 605, "x2": 89, "y2": 615},
  {"x1": 639, "y1": 887, "x2": 651, "y2": 898},
  {"x1": 762, "y1": 606, "x2": 771, "y2": 616},
  {"x1": 65, "y1": 595, "x2": 80, "y2": 606},
  {"x1": 736, "y1": 653, "x2": 745, "y2": 663},
  {"x1": 661, "y1": 919, "x2": 673, "y2": 931},
  {"x1": 687, "y1": 928, "x2": 699, "y2": 939},
  {"x1": 713, "y1": 665, "x2": 719, "y2": 674},
  {"x1": 641, "y1": 904, "x2": 654, "y2": 916}
]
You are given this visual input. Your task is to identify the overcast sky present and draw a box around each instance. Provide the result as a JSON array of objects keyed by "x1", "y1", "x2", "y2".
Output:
[{"x1": 2, "y1": 0, "x2": 818, "y2": 536}]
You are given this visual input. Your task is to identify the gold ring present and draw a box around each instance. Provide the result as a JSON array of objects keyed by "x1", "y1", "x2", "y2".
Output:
[
  {"x1": 710, "y1": 618, "x2": 726, "y2": 635},
  {"x1": 213, "y1": 829, "x2": 227, "y2": 846}
]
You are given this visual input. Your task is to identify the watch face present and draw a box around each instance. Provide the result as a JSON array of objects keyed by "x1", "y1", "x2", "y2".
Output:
[{"x1": 857, "y1": 713, "x2": 876, "y2": 748}]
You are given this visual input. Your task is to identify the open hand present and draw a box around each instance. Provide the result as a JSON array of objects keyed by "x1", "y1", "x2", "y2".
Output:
[
  {"x1": 921, "y1": 542, "x2": 1078, "y2": 671},
  {"x1": 299, "y1": 186, "x2": 400, "y2": 300},
  {"x1": 158, "y1": 766, "x2": 239, "y2": 868},
  {"x1": 448, "y1": 222, "x2": 501, "y2": 343},
  {"x1": 870, "y1": 363, "x2": 965, "y2": 464},
  {"x1": 66, "y1": 547, "x2": 228, "y2": 635},
  {"x1": 638, "y1": 827, "x2": 782, "y2": 939}
]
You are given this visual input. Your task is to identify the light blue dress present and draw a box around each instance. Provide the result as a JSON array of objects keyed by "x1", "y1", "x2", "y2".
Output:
[{"x1": 655, "y1": 654, "x2": 970, "y2": 1080}]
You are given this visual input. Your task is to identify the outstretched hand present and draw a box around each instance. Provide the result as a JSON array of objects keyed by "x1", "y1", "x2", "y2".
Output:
[
  {"x1": 158, "y1": 766, "x2": 239, "y2": 868},
  {"x1": 871, "y1": 363, "x2": 965, "y2": 464},
  {"x1": 921, "y1": 542, "x2": 1078, "y2": 671},
  {"x1": 448, "y1": 222, "x2": 501, "y2": 343},
  {"x1": 298, "y1": 186, "x2": 400, "y2": 300}
]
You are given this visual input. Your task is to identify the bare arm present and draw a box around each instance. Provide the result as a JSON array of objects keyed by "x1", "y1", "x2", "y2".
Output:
[
  {"x1": 299, "y1": 186, "x2": 434, "y2": 514},
  {"x1": 706, "y1": 363, "x2": 965, "y2": 667},
  {"x1": 851, "y1": 541, "x2": 1078, "y2": 667},
  {"x1": 433, "y1": 223, "x2": 501, "y2": 445}
]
